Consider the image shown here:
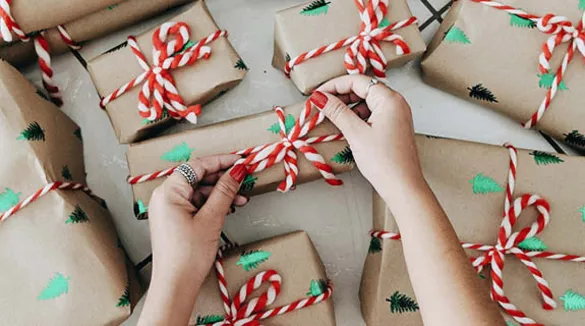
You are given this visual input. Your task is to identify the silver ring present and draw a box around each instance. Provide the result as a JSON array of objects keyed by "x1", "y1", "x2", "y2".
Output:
[
  {"x1": 174, "y1": 163, "x2": 198, "y2": 187},
  {"x1": 364, "y1": 78, "x2": 379, "y2": 98}
]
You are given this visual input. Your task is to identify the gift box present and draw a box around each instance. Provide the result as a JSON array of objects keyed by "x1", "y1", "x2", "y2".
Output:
[
  {"x1": 360, "y1": 135, "x2": 585, "y2": 325},
  {"x1": 0, "y1": 0, "x2": 193, "y2": 68},
  {"x1": 88, "y1": 0, "x2": 247, "y2": 143},
  {"x1": 0, "y1": 60, "x2": 141, "y2": 325},
  {"x1": 421, "y1": 0, "x2": 585, "y2": 151},
  {"x1": 126, "y1": 101, "x2": 353, "y2": 219},
  {"x1": 272, "y1": 0, "x2": 426, "y2": 94}
]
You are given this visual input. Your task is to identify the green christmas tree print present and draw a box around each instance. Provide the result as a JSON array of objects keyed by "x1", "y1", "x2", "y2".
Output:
[
  {"x1": 306, "y1": 279, "x2": 328, "y2": 296},
  {"x1": 0, "y1": 188, "x2": 21, "y2": 213},
  {"x1": 580, "y1": 0, "x2": 585, "y2": 10},
  {"x1": 160, "y1": 142, "x2": 194, "y2": 163},
  {"x1": 578, "y1": 206, "x2": 585, "y2": 222},
  {"x1": 331, "y1": 146, "x2": 354, "y2": 165},
  {"x1": 469, "y1": 173, "x2": 504, "y2": 194},
  {"x1": 268, "y1": 114, "x2": 296, "y2": 135},
  {"x1": 538, "y1": 73, "x2": 568, "y2": 90},
  {"x1": 560, "y1": 290, "x2": 585, "y2": 311},
  {"x1": 444, "y1": 26, "x2": 471, "y2": 44},
  {"x1": 506, "y1": 321, "x2": 519, "y2": 326},
  {"x1": 386, "y1": 291, "x2": 419, "y2": 314},
  {"x1": 66, "y1": 205, "x2": 89, "y2": 224},
  {"x1": 509, "y1": 14, "x2": 536, "y2": 28},
  {"x1": 61, "y1": 165, "x2": 73, "y2": 181},
  {"x1": 73, "y1": 128, "x2": 82, "y2": 141},
  {"x1": 36, "y1": 89, "x2": 52, "y2": 102},
  {"x1": 518, "y1": 236, "x2": 548, "y2": 251},
  {"x1": 116, "y1": 286, "x2": 131, "y2": 307},
  {"x1": 285, "y1": 53, "x2": 291, "y2": 63},
  {"x1": 564, "y1": 130, "x2": 585, "y2": 148},
  {"x1": 239, "y1": 175, "x2": 257, "y2": 193},
  {"x1": 196, "y1": 315, "x2": 225, "y2": 325},
  {"x1": 379, "y1": 17, "x2": 390, "y2": 28},
  {"x1": 134, "y1": 199, "x2": 148, "y2": 218},
  {"x1": 368, "y1": 237, "x2": 382, "y2": 254},
  {"x1": 467, "y1": 84, "x2": 498, "y2": 103},
  {"x1": 300, "y1": 0, "x2": 331, "y2": 16},
  {"x1": 108, "y1": 4, "x2": 119, "y2": 10},
  {"x1": 38, "y1": 273, "x2": 70, "y2": 300},
  {"x1": 105, "y1": 41, "x2": 127, "y2": 54},
  {"x1": 142, "y1": 108, "x2": 170, "y2": 125},
  {"x1": 530, "y1": 151, "x2": 564, "y2": 165},
  {"x1": 236, "y1": 250, "x2": 271, "y2": 272},
  {"x1": 234, "y1": 59, "x2": 249, "y2": 71},
  {"x1": 17, "y1": 121, "x2": 45, "y2": 141}
]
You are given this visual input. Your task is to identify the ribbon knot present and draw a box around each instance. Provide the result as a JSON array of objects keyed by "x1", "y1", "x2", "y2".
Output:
[{"x1": 100, "y1": 22, "x2": 228, "y2": 124}]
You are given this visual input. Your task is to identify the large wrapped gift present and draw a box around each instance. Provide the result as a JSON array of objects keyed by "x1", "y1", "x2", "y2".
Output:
[
  {"x1": 0, "y1": 60, "x2": 140, "y2": 324},
  {"x1": 360, "y1": 135, "x2": 585, "y2": 325},
  {"x1": 88, "y1": 0, "x2": 247, "y2": 143},
  {"x1": 0, "y1": 0, "x2": 193, "y2": 68},
  {"x1": 272, "y1": 0, "x2": 426, "y2": 94},
  {"x1": 421, "y1": 0, "x2": 585, "y2": 151},
  {"x1": 126, "y1": 101, "x2": 353, "y2": 219}
]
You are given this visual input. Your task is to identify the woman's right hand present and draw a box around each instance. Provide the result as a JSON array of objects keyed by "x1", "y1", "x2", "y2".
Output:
[{"x1": 308, "y1": 74, "x2": 425, "y2": 199}]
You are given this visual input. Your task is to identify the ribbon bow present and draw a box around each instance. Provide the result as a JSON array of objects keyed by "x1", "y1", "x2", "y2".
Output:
[
  {"x1": 101, "y1": 22, "x2": 227, "y2": 124},
  {"x1": 197, "y1": 247, "x2": 332, "y2": 326},
  {"x1": 284, "y1": 0, "x2": 417, "y2": 78},
  {"x1": 234, "y1": 102, "x2": 344, "y2": 193}
]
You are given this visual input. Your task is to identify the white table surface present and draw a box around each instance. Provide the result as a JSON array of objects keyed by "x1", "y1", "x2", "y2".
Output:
[{"x1": 21, "y1": 0, "x2": 574, "y2": 325}]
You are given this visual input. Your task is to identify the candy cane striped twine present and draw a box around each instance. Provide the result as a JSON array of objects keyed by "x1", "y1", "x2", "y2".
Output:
[
  {"x1": 101, "y1": 22, "x2": 226, "y2": 124},
  {"x1": 56, "y1": 25, "x2": 81, "y2": 50},
  {"x1": 200, "y1": 247, "x2": 333, "y2": 326},
  {"x1": 127, "y1": 101, "x2": 345, "y2": 193},
  {"x1": 370, "y1": 144, "x2": 585, "y2": 326},
  {"x1": 470, "y1": 0, "x2": 585, "y2": 129},
  {"x1": 0, "y1": 181, "x2": 93, "y2": 222},
  {"x1": 284, "y1": 0, "x2": 417, "y2": 78}
]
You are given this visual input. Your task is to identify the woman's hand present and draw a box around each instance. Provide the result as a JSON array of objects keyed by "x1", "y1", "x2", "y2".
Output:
[
  {"x1": 309, "y1": 74, "x2": 425, "y2": 200},
  {"x1": 138, "y1": 155, "x2": 248, "y2": 326}
]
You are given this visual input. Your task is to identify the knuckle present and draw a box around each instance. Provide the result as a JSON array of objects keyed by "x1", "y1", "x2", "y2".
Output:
[
  {"x1": 326, "y1": 101, "x2": 347, "y2": 123},
  {"x1": 215, "y1": 179, "x2": 238, "y2": 199}
]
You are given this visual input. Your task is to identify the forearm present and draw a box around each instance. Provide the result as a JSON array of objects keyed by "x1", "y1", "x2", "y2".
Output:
[{"x1": 378, "y1": 177, "x2": 504, "y2": 326}]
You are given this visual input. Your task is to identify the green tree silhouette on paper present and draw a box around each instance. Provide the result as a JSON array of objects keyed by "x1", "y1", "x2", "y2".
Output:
[
  {"x1": 386, "y1": 291, "x2": 419, "y2": 314},
  {"x1": 530, "y1": 151, "x2": 564, "y2": 165},
  {"x1": 444, "y1": 26, "x2": 471, "y2": 44},
  {"x1": 0, "y1": 188, "x2": 21, "y2": 213},
  {"x1": 160, "y1": 142, "x2": 194, "y2": 163},
  {"x1": 38, "y1": 273, "x2": 70, "y2": 300},
  {"x1": 300, "y1": 0, "x2": 331, "y2": 16},
  {"x1": 518, "y1": 236, "x2": 548, "y2": 251},
  {"x1": 509, "y1": 14, "x2": 536, "y2": 28},
  {"x1": 560, "y1": 290, "x2": 585, "y2": 311},
  {"x1": 306, "y1": 279, "x2": 328, "y2": 296},
  {"x1": 331, "y1": 146, "x2": 354, "y2": 165},
  {"x1": 17, "y1": 121, "x2": 45, "y2": 141},
  {"x1": 538, "y1": 73, "x2": 568, "y2": 90},
  {"x1": 66, "y1": 205, "x2": 89, "y2": 224},
  {"x1": 236, "y1": 250, "x2": 271, "y2": 272},
  {"x1": 469, "y1": 173, "x2": 504, "y2": 194},
  {"x1": 467, "y1": 84, "x2": 498, "y2": 103},
  {"x1": 268, "y1": 114, "x2": 296, "y2": 135}
]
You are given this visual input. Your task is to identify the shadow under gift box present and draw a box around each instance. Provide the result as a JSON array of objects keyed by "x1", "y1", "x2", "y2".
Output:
[
  {"x1": 88, "y1": 0, "x2": 247, "y2": 144},
  {"x1": 0, "y1": 0, "x2": 193, "y2": 68},
  {"x1": 360, "y1": 136, "x2": 585, "y2": 325},
  {"x1": 0, "y1": 61, "x2": 140, "y2": 325},
  {"x1": 126, "y1": 101, "x2": 353, "y2": 220},
  {"x1": 421, "y1": 0, "x2": 585, "y2": 151},
  {"x1": 273, "y1": 0, "x2": 426, "y2": 95}
]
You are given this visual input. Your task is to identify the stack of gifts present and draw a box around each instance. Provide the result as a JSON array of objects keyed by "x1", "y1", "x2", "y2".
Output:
[
  {"x1": 273, "y1": 0, "x2": 426, "y2": 94},
  {"x1": 422, "y1": 0, "x2": 585, "y2": 151},
  {"x1": 0, "y1": 60, "x2": 140, "y2": 324},
  {"x1": 88, "y1": 0, "x2": 247, "y2": 143},
  {"x1": 0, "y1": 0, "x2": 193, "y2": 68},
  {"x1": 360, "y1": 136, "x2": 585, "y2": 325}
]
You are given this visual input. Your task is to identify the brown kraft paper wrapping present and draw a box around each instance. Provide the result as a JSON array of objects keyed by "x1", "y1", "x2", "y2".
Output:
[
  {"x1": 360, "y1": 135, "x2": 585, "y2": 325},
  {"x1": 88, "y1": 0, "x2": 247, "y2": 144},
  {"x1": 0, "y1": 60, "x2": 140, "y2": 325},
  {"x1": 421, "y1": 0, "x2": 585, "y2": 151},
  {"x1": 272, "y1": 0, "x2": 426, "y2": 95},
  {"x1": 127, "y1": 101, "x2": 353, "y2": 219},
  {"x1": 190, "y1": 231, "x2": 336, "y2": 325},
  {"x1": 0, "y1": 0, "x2": 193, "y2": 68}
]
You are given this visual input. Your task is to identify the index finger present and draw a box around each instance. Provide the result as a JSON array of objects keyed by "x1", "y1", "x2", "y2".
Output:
[{"x1": 316, "y1": 74, "x2": 372, "y2": 100}]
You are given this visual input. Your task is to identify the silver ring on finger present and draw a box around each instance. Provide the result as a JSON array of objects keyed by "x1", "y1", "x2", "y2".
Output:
[
  {"x1": 364, "y1": 78, "x2": 380, "y2": 98},
  {"x1": 174, "y1": 163, "x2": 199, "y2": 187}
]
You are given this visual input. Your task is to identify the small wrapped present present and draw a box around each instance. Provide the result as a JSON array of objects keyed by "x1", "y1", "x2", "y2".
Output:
[
  {"x1": 88, "y1": 0, "x2": 247, "y2": 143},
  {"x1": 126, "y1": 101, "x2": 353, "y2": 219},
  {"x1": 273, "y1": 0, "x2": 426, "y2": 94},
  {"x1": 422, "y1": 0, "x2": 585, "y2": 151},
  {"x1": 360, "y1": 135, "x2": 585, "y2": 325},
  {"x1": 0, "y1": 61, "x2": 140, "y2": 325},
  {"x1": 0, "y1": 0, "x2": 193, "y2": 68},
  {"x1": 190, "y1": 231, "x2": 335, "y2": 325}
]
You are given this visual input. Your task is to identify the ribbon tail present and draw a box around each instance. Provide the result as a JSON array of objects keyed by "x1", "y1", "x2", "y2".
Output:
[{"x1": 178, "y1": 104, "x2": 201, "y2": 124}]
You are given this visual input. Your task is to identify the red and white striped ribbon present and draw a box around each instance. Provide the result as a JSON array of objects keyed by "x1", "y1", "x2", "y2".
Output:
[
  {"x1": 127, "y1": 101, "x2": 345, "y2": 193},
  {"x1": 284, "y1": 0, "x2": 417, "y2": 78},
  {"x1": 370, "y1": 144, "x2": 585, "y2": 326},
  {"x1": 56, "y1": 25, "x2": 81, "y2": 50},
  {"x1": 201, "y1": 248, "x2": 333, "y2": 326},
  {"x1": 0, "y1": 181, "x2": 93, "y2": 222},
  {"x1": 470, "y1": 0, "x2": 585, "y2": 129},
  {"x1": 101, "y1": 22, "x2": 226, "y2": 124}
]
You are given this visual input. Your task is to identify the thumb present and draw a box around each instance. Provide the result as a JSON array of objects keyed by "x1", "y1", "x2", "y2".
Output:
[
  {"x1": 309, "y1": 91, "x2": 368, "y2": 140},
  {"x1": 197, "y1": 164, "x2": 247, "y2": 224}
]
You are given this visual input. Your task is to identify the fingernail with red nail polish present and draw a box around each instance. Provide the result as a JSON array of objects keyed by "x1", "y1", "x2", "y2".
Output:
[
  {"x1": 229, "y1": 164, "x2": 247, "y2": 183},
  {"x1": 309, "y1": 91, "x2": 328, "y2": 109}
]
